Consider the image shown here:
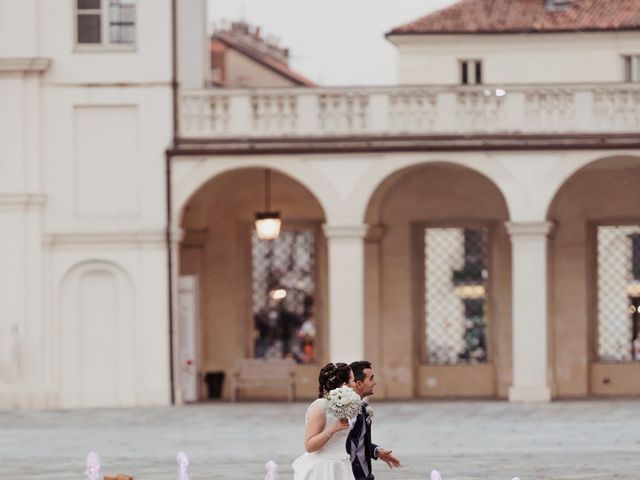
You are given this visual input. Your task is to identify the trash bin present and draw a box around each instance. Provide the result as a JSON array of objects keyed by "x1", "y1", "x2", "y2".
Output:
[{"x1": 204, "y1": 371, "x2": 225, "y2": 399}]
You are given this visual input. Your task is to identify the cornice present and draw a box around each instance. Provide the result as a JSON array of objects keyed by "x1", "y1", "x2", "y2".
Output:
[
  {"x1": 322, "y1": 224, "x2": 368, "y2": 239},
  {"x1": 0, "y1": 193, "x2": 46, "y2": 207},
  {"x1": 0, "y1": 57, "x2": 52, "y2": 74},
  {"x1": 170, "y1": 133, "x2": 640, "y2": 156},
  {"x1": 44, "y1": 230, "x2": 170, "y2": 247},
  {"x1": 505, "y1": 221, "x2": 555, "y2": 238},
  {"x1": 181, "y1": 228, "x2": 208, "y2": 246}
]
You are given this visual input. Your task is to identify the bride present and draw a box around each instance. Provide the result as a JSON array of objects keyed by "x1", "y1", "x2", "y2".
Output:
[{"x1": 292, "y1": 362, "x2": 357, "y2": 480}]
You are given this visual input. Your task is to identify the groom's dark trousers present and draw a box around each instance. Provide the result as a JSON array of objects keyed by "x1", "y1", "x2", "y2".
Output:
[{"x1": 346, "y1": 403, "x2": 378, "y2": 480}]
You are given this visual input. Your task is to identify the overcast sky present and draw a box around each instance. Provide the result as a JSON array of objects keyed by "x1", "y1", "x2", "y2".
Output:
[{"x1": 207, "y1": 0, "x2": 458, "y2": 86}]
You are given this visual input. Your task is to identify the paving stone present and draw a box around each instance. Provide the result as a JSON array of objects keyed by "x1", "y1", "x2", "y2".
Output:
[{"x1": 1, "y1": 400, "x2": 639, "y2": 480}]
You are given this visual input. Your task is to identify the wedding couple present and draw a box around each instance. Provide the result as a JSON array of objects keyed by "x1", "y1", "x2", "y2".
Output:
[{"x1": 292, "y1": 361, "x2": 400, "y2": 480}]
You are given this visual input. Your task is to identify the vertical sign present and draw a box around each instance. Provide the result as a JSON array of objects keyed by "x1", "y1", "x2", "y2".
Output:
[{"x1": 178, "y1": 275, "x2": 198, "y2": 402}]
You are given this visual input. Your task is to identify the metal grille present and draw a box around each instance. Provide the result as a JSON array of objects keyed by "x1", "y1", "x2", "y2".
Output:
[
  {"x1": 597, "y1": 225, "x2": 640, "y2": 362},
  {"x1": 251, "y1": 230, "x2": 316, "y2": 363},
  {"x1": 425, "y1": 227, "x2": 489, "y2": 364}
]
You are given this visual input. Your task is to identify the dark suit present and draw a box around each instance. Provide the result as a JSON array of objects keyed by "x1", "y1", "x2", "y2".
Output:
[{"x1": 346, "y1": 403, "x2": 378, "y2": 480}]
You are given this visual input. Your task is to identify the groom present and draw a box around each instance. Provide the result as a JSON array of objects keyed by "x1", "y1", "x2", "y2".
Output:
[{"x1": 346, "y1": 361, "x2": 400, "y2": 480}]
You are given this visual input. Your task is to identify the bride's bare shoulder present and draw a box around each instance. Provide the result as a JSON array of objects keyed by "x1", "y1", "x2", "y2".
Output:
[{"x1": 305, "y1": 398, "x2": 327, "y2": 420}]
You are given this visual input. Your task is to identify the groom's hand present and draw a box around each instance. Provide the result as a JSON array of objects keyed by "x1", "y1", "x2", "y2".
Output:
[{"x1": 378, "y1": 448, "x2": 400, "y2": 468}]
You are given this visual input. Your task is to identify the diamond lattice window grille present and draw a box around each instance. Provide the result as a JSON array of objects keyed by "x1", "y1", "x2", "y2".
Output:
[
  {"x1": 251, "y1": 229, "x2": 316, "y2": 363},
  {"x1": 425, "y1": 227, "x2": 489, "y2": 364},
  {"x1": 597, "y1": 225, "x2": 640, "y2": 362}
]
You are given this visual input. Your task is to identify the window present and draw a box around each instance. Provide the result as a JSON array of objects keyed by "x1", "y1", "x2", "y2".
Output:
[
  {"x1": 460, "y1": 60, "x2": 482, "y2": 85},
  {"x1": 596, "y1": 225, "x2": 640, "y2": 362},
  {"x1": 76, "y1": 0, "x2": 136, "y2": 47},
  {"x1": 623, "y1": 55, "x2": 640, "y2": 83},
  {"x1": 251, "y1": 229, "x2": 317, "y2": 364},
  {"x1": 424, "y1": 226, "x2": 489, "y2": 364},
  {"x1": 545, "y1": 0, "x2": 572, "y2": 11}
]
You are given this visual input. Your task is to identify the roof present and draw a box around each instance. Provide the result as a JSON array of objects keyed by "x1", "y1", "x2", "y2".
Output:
[
  {"x1": 213, "y1": 31, "x2": 316, "y2": 87},
  {"x1": 387, "y1": 0, "x2": 640, "y2": 36}
]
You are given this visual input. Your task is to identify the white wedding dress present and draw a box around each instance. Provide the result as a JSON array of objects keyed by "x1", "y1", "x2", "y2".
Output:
[{"x1": 292, "y1": 398, "x2": 356, "y2": 480}]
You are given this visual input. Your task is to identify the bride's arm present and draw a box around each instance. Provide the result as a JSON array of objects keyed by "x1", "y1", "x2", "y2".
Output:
[{"x1": 303, "y1": 402, "x2": 348, "y2": 453}]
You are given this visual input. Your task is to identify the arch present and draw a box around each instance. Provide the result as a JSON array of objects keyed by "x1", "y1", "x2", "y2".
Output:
[
  {"x1": 58, "y1": 260, "x2": 137, "y2": 408},
  {"x1": 545, "y1": 154, "x2": 640, "y2": 219},
  {"x1": 177, "y1": 165, "x2": 329, "y2": 400},
  {"x1": 60, "y1": 258, "x2": 135, "y2": 286},
  {"x1": 172, "y1": 158, "x2": 337, "y2": 230},
  {"x1": 361, "y1": 161, "x2": 512, "y2": 398},
  {"x1": 355, "y1": 156, "x2": 515, "y2": 225},
  {"x1": 546, "y1": 153, "x2": 640, "y2": 398}
]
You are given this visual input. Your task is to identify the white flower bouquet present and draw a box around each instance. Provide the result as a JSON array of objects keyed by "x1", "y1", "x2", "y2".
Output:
[{"x1": 325, "y1": 386, "x2": 362, "y2": 420}]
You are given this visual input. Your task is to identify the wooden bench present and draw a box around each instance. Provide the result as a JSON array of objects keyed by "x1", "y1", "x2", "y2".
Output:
[{"x1": 231, "y1": 359, "x2": 295, "y2": 402}]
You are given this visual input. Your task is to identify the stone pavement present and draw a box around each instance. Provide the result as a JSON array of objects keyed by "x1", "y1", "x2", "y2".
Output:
[{"x1": 1, "y1": 400, "x2": 639, "y2": 480}]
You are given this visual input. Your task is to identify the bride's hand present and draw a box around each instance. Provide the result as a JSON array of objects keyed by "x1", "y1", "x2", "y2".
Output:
[{"x1": 329, "y1": 418, "x2": 350, "y2": 434}]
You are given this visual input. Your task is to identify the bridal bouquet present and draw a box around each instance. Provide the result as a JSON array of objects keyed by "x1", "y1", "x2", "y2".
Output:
[{"x1": 325, "y1": 386, "x2": 362, "y2": 420}]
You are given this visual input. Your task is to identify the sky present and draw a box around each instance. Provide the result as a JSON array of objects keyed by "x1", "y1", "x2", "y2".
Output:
[{"x1": 207, "y1": 0, "x2": 458, "y2": 86}]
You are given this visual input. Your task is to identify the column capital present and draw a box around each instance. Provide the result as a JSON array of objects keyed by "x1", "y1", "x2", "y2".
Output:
[
  {"x1": 322, "y1": 224, "x2": 368, "y2": 240},
  {"x1": 365, "y1": 224, "x2": 386, "y2": 243},
  {"x1": 505, "y1": 221, "x2": 554, "y2": 238}
]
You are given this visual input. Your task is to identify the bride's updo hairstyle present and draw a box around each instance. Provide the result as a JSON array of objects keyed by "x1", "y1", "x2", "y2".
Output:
[{"x1": 318, "y1": 362, "x2": 351, "y2": 398}]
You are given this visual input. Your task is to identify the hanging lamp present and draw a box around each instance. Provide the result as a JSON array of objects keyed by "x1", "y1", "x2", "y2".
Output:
[{"x1": 254, "y1": 169, "x2": 281, "y2": 240}]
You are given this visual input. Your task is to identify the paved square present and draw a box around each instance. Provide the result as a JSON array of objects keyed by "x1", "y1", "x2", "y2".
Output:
[{"x1": 1, "y1": 400, "x2": 639, "y2": 479}]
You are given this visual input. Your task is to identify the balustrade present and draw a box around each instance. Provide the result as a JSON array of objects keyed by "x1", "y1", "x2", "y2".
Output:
[{"x1": 179, "y1": 84, "x2": 640, "y2": 138}]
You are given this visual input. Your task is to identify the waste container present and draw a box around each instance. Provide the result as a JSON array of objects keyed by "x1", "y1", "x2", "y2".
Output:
[{"x1": 204, "y1": 371, "x2": 225, "y2": 399}]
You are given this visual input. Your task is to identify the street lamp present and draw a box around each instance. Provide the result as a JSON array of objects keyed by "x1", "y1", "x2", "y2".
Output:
[{"x1": 255, "y1": 169, "x2": 281, "y2": 240}]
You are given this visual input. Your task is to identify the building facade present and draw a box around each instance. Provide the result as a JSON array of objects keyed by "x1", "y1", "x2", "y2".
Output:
[
  {"x1": 1, "y1": 0, "x2": 640, "y2": 409},
  {"x1": 0, "y1": 0, "x2": 182, "y2": 408},
  {"x1": 210, "y1": 20, "x2": 315, "y2": 88}
]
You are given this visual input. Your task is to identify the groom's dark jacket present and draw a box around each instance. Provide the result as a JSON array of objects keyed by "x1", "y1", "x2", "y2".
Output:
[{"x1": 346, "y1": 403, "x2": 378, "y2": 480}]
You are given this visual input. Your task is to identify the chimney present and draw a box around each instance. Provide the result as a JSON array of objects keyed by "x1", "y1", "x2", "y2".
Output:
[{"x1": 545, "y1": 0, "x2": 572, "y2": 11}]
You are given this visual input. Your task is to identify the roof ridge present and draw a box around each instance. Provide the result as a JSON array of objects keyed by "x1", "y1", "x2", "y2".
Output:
[{"x1": 387, "y1": 0, "x2": 640, "y2": 36}]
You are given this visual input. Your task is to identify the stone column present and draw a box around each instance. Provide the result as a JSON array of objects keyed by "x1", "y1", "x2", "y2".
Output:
[
  {"x1": 364, "y1": 225, "x2": 385, "y2": 373},
  {"x1": 322, "y1": 224, "x2": 367, "y2": 364},
  {"x1": 506, "y1": 221, "x2": 554, "y2": 402}
]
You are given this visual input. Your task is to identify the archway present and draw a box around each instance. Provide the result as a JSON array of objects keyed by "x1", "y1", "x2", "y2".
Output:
[
  {"x1": 547, "y1": 155, "x2": 640, "y2": 398},
  {"x1": 364, "y1": 162, "x2": 511, "y2": 399},
  {"x1": 178, "y1": 167, "x2": 327, "y2": 401}
]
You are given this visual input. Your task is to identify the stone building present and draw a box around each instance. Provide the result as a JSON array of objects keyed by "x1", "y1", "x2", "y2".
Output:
[
  {"x1": 210, "y1": 20, "x2": 315, "y2": 87},
  {"x1": 1, "y1": 0, "x2": 639, "y2": 409}
]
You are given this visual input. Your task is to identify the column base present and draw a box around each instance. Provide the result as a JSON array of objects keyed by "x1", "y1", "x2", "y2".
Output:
[{"x1": 508, "y1": 385, "x2": 551, "y2": 403}]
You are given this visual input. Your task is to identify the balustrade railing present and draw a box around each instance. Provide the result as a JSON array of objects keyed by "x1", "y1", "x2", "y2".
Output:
[{"x1": 179, "y1": 84, "x2": 640, "y2": 138}]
